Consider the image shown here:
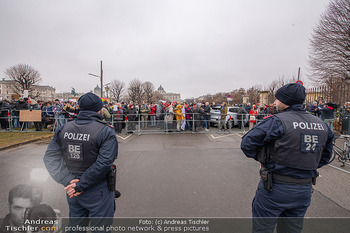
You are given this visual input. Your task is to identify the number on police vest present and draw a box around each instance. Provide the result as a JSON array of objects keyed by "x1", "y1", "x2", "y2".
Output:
[
  {"x1": 301, "y1": 134, "x2": 320, "y2": 153},
  {"x1": 306, "y1": 143, "x2": 317, "y2": 151},
  {"x1": 67, "y1": 143, "x2": 83, "y2": 161}
]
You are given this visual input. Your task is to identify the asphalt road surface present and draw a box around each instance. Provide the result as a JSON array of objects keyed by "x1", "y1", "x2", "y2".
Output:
[{"x1": 0, "y1": 131, "x2": 349, "y2": 220}]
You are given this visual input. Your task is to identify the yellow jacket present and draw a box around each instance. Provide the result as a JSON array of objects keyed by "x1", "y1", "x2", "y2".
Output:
[{"x1": 174, "y1": 105, "x2": 184, "y2": 121}]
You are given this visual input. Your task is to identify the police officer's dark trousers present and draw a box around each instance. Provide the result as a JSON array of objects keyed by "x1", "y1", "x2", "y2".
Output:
[
  {"x1": 66, "y1": 180, "x2": 115, "y2": 233},
  {"x1": 252, "y1": 180, "x2": 312, "y2": 233}
]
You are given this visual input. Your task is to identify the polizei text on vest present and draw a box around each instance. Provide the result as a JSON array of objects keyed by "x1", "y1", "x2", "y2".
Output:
[
  {"x1": 63, "y1": 132, "x2": 91, "y2": 141},
  {"x1": 293, "y1": 122, "x2": 325, "y2": 131}
]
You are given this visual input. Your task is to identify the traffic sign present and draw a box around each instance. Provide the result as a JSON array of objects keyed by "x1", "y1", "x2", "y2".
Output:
[{"x1": 296, "y1": 80, "x2": 303, "y2": 86}]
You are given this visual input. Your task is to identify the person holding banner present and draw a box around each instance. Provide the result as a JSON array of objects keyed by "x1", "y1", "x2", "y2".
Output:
[{"x1": 29, "y1": 99, "x2": 42, "y2": 131}]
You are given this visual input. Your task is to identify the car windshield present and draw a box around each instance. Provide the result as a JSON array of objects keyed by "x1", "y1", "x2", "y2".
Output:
[{"x1": 229, "y1": 108, "x2": 238, "y2": 113}]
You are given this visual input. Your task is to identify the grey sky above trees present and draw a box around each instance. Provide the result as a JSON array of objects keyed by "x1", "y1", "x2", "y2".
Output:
[{"x1": 0, "y1": 0, "x2": 331, "y2": 99}]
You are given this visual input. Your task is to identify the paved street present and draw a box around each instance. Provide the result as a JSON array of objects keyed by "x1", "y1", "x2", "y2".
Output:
[{"x1": 0, "y1": 131, "x2": 349, "y2": 219}]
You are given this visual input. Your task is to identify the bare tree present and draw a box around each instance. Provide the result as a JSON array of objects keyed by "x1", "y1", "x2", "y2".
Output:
[
  {"x1": 227, "y1": 89, "x2": 243, "y2": 105},
  {"x1": 127, "y1": 79, "x2": 144, "y2": 104},
  {"x1": 308, "y1": 0, "x2": 350, "y2": 90},
  {"x1": 151, "y1": 92, "x2": 164, "y2": 103},
  {"x1": 246, "y1": 86, "x2": 260, "y2": 105},
  {"x1": 30, "y1": 86, "x2": 44, "y2": 99},
  {"x1": 210, "y1": 92, "x2": 227, "y2": 104},
  {"x1": 265, "y1": 76, "x2": 296, "y2": 103},
  {"x1": 109, "y1": 80, "x2": 125, "y2": 102},
  {"x1": 143, "y1": 81, "x2": 155, "y2": 103},
  {"x1": 267, "y1": 80, "x2": 279, "y2": 104},
  {"x1": 4, "y1": 64, "x2": 42, "y2": 97}
]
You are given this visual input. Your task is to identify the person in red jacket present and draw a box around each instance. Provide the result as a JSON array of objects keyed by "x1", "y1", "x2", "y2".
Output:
[
  {"x1": 249, "y1": 105, "x2": 258, "y2": 130},
  {"x1": 150, "y1": 104, "x2": 156, "y2": 127}
]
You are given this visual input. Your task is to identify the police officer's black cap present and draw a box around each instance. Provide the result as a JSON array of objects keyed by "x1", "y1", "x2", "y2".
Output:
[
  {"x1": 275, "y1": 83, "x2": 306, "y2": 106},
  {"x1": 78, "y1": 92, "x2": 103, "y2": 112}
]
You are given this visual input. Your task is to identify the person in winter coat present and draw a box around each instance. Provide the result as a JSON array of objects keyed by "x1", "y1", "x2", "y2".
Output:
[
  {"x1": 140, "y1": 101, "x2": 150, "y2": 130},
  {"x1": 43, "y1": 93, "x2": 118, "y2": 231},
  {"x1": 156, "y1": 100, "x2": 164, "y2": 129},
  {"x1": 319, "y1": 102, "x2": 336, "y2": 132},
  {"x1": 0, "y1": 100, "x2": 11, "y2": 129},
  {"x1": 164, "y1": 103, "x2": 175, "y2": 130},
  {"x1": 219, "y1": 102, "x2": 228, "y2": 131},
  {"x1": 113, "y1": 103, "x2": 124, "y2": 133},
  {"x1": 42, "y1": 102, "x2": 54, "y2": 129},
  {"x1": 203, "y1": 102, "x2": 211, "y2": 131},
  {"x1": 126, "y1": 104, "x2": 137, "y2": 132},
  {"x1": 13, "y1": 98, "x2": 28, "y2": 129},
  {"x1": 193, "y1": 103, "x2": 204, "y2": 132},
  {"x1": 174, "y1": 103, "x2": 184, "y2": 131},
  {"x1": 249, "y1": 105, "x2": 258, "y2": 130},
  {"x1": 150, "y1": 104, "x2": 156, "y2": 127},
  {"x1": 241, "y1": 83, "x2": 333, "y2": 233},
  {"x1": 184, "y1": 103, "x2": 192, "y2": 130},
  {"x1": 237, "y1": 104, "x2": 248, "y2": 129}
]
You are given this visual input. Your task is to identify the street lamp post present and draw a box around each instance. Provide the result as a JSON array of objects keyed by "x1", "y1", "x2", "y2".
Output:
[
  {"x1": 239, "y1": 88, "x2": 244, "y2": 104},
  {"x1": 105, "y1": 84, "x2": 110, "y2": 99},
  {"x1": 88, "y1": 60, "x2": 103, "y2": 98}
]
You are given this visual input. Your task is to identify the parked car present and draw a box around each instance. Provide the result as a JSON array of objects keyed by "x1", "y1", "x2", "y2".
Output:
[{"x1": 210, "y1": 106, "x2": 249, "y2": 127}]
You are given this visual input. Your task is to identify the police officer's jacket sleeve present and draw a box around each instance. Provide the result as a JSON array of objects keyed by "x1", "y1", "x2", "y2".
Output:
[
  {"x1": 240, "y1": 116, "x2": 284, "y2": 160},
  {"x1": 43, "y1": 127, "x2": 76, "y2": 187},
  {"x1": 318, "y1": 125, "x2": 334, "y2": 168},
  {"x1": 76, "y1": 126, "x2": 118, "y2": 192}
]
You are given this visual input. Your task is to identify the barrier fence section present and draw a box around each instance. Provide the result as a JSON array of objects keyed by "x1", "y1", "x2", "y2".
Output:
[
  {"x1": 0, "y1": 110, "x2": 346, "y2": 134},
  {"x1": 110, "y1": 113, "x2": 248, "y2": 135}
]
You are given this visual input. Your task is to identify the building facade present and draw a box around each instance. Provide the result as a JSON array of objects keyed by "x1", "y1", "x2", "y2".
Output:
[
  {"x1": 156, "y1": 85, "x2": 181, "y2": 102},
  {"x1": 0, "y1": 80, "x2": 13, "y2": 100},
  {"x1": 0, "y1": 80, "x2": 56, "y2": 101}
]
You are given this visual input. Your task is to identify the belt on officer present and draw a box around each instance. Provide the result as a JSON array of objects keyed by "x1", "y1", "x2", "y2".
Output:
[{"x1": 272, "y1": 173, "x2": 312, "y2": 185}]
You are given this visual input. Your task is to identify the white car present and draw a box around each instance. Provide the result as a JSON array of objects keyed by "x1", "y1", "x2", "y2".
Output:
[{"x1": 210, "y1": 106, "x2": 248, "y2": 127}]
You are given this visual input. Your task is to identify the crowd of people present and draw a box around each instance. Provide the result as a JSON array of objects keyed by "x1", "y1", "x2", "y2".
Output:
[
  {"x1": 0, "y1": 98, "x2": 215, "y2": 133},
  {"x1": 0, "y1": 96, "x2": 345, "y2": 133},
  {"x1": 236, "y1": 97, "x2": 340, "y2": 133},
  {"x1": 0, "y1": 98, "x2": 80, "y2": 131}
]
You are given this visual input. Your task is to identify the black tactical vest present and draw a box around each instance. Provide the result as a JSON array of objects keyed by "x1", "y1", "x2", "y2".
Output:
[
  {"x1": 271, "y1": 111, "x2": 329, "y2": 170},
  {"x1": 60, "y1": 120, "x2": 105, "y2": 175}
]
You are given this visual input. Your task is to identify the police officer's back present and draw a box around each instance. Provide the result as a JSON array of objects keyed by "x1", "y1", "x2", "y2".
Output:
[
  {"x1": 44, "y1": 92, "x2": 118, "y2": 232},
  {"x1": 240, "y1": 83, "x2": 333, "y2": 233}
]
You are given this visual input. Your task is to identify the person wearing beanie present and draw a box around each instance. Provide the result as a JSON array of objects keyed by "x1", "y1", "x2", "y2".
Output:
[
  {"x1": 319, "y1": 102, "x2": 336, "y2": 132},
  {"x1": 53, "y1": 99, "x2": 65, "y2": 129},
  {"x1": 241, "y1": 83, "x2": 333, "y2": 232},
  {"x1": 44, "y1": 92, "x2": 118, "y2": 231}
]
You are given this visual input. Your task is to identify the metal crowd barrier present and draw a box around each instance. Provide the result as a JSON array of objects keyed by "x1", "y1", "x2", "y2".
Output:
[
  {"x1": 0, "y1": 110, "x2": 267, "y2": 134},
  {"x1": 1, "y1": 109, "x2": 341, "y2": 134},
  {"x1": 0, "y1": 110, "x2": 252, "y2": 134},
  {"x1": 0, "y1": 109, "x2": 68, "y2": 132},
  {"x1": 109, "y1": 112, "x2": 250, "y2": 135}
]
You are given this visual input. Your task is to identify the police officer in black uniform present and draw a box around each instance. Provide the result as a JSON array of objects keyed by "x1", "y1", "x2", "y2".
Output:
[
  {"x1": 44, "y1": 92, "x2": 118, "y2": 233},
  {"x1": 241, "y1": 83, "x2": 333, "y2": 233}
]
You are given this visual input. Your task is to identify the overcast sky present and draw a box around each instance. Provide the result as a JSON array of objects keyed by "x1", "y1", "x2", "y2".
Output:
[{"x1": 0, "y1": 0, "x2": 331, "y2": 99}]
